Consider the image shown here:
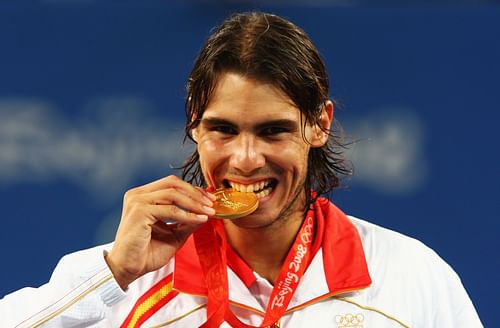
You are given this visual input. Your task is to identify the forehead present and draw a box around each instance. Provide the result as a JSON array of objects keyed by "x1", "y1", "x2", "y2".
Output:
[{"x1": 202, "y1": 73, "x2": 301, "y2": 123}]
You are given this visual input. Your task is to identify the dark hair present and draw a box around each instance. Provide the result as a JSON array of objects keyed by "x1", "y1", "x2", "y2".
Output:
[{"x1": 182, "y1": 12, "x2": 351, "y2": 209}]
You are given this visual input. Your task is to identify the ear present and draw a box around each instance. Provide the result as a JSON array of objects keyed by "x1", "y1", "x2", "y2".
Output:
[
  {"x1": 310, "y1": 100, "x2": 334, "y2": 148},
  {"x1": 190, "y1": 114, "x2": 199, "y2": 142},
  {"x1": 191, "y1": 127, "x2": 199, "y2": 142}
]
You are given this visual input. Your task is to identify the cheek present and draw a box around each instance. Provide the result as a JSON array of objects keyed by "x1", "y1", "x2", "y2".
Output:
[
  {"x1": 268, "y1": 141, "x2": 310, "y2": 172},
  {"x1": 197, "y1": 138, "x2": 228, "y2": 181},
  {"x1": 198, "y1": 138, "x2": 218, "y2": 155},
  {"x1": 198, "y1": 139, "x2": 218, "y2": 169}
]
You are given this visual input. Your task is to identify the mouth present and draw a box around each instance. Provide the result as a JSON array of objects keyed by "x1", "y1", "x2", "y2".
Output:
[{"x1": 223, "y1": 178, "x2": 277, "y2": 199}]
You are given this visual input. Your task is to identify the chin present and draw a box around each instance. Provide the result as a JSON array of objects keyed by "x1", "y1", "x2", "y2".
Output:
[{"x1": 228, "y1": 209, "x2": 282, "y2": 230}]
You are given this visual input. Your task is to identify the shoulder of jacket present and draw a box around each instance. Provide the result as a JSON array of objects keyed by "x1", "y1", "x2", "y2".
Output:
[{"x1": 346, "y1": 215, "x2": 457, "y2": 284}]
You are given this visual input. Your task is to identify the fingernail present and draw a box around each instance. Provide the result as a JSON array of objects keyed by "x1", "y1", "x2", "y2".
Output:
[
  {"x1": 204, "y1": 191, "x2": 217, "y2": 201},
  {"x1": 203, "y1": 205, "x2": 216, "y2": 215},
  {"x1": 196, "y1": 214, "x2": 208, "y2": 221},
  {"x1": 202, "y1": 196, "x2": 214, "y2": 207}
]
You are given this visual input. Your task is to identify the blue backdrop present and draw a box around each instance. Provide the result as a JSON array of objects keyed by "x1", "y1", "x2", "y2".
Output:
[{"x1": 1, "y1": 2, "x2": 498, "y2": 326}]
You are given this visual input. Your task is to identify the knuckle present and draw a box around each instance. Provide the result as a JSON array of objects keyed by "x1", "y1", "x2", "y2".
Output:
[
  {"x1": 165, "y1": 175, "x2": 179, "y2": 183},
  {"x1": 170, "y1": 205, "x2": 181, "y2": 216},
  {"x1": 124, "y1": 188, "x2": 139, "y2": 201},
  {"x1": 124, "y1": 192, "x2": 138, "y2": 205},
  {"x1": 123, "y1": 190, "x2": 131, "y2": 201}
]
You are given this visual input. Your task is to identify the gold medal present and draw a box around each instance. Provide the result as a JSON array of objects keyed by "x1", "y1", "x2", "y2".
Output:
[{"x1": 212, "y1": 188, "x2": 259, "y2": 219}]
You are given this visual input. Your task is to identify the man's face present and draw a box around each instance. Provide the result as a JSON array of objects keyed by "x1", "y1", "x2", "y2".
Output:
[{"x1": 193, "y1": 72, "x2": 329, "y2": 229}]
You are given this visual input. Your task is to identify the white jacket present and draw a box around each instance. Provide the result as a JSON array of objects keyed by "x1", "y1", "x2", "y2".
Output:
[{"x1": 0, "y1": 199, "x2": 483, "y2": 327}]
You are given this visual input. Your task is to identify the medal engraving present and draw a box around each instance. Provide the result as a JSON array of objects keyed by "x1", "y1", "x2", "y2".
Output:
[
  {"x1": 212, "y1": 188, "x2": 259, "y2": 219},
  {"x1": 218, "y1": 190, "x2": 248, "y2": 209}
]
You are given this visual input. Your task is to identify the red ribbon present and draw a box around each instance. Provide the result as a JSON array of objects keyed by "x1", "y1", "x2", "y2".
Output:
[
  {"x1": 193, "y1": 213, "x2": 315, "y2": 327},
  {"x1": 193, "y1": 221, "x2": 228, "y2": 327}
]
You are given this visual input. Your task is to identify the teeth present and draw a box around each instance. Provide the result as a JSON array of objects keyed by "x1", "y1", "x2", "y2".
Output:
[
  {"x1": 228, "y1": 180, "x2": 273, "y2": 194},
  {"x1": 256, "y1": 188, "x2": 270, "y2": 199}
]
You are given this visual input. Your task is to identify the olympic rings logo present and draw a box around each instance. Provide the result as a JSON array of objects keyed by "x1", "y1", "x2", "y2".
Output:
[
  {"x1": 301, "y1": 216, "x2": 314, "y2": 244},
  {"x1": 335, "y1": 313, "x2": 364, "y2": 327}
]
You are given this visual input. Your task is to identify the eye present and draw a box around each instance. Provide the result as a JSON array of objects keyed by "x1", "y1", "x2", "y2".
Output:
[
  {"x1": 260, "y1": 126, "x2": 289, "y2": 136},
  {"x1": 210, "y1": 125, "x2": 238, "y2": 135}
]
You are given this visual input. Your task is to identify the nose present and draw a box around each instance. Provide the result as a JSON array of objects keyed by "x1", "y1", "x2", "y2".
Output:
[{"x1": 228, "y1": 134, "x2": 265, "y2": 174}]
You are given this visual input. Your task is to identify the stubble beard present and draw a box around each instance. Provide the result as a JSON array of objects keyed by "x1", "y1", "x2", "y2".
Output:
[{"x1": 230, "y1": 177, "x2": 307, "y2": 233}]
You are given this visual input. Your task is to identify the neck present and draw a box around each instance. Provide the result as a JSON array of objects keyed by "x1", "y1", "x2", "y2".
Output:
[{"x1": 223, "y1": 211, "x2": 304, "y2": 284}]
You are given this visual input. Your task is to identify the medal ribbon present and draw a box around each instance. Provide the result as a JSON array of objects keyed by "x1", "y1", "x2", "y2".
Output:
[
  {"x1": 194, "y1": 214, "x2": 315, "y2": 327},
  {"x1": 193, "y1": 221, "x2": 229, "y2": 327}
]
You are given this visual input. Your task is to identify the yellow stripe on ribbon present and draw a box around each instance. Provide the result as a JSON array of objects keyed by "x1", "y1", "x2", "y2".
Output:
[{"x1": 126, "y1": 281, "x2": 174, "y2": 328}]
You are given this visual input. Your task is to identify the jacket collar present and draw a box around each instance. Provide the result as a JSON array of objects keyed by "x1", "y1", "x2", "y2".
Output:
[{"x1": 172, "y1": 197, "x2": 371, "y2": 307}]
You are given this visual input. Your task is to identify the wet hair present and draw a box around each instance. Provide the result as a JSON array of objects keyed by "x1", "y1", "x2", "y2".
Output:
[{"x1": 182, "y1": 11, "x2": 351, "y2": 209}]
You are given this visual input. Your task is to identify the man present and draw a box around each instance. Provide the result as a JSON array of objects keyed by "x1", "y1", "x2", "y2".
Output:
[{"x1": 0, "y1": 12, "x2": 482, "y2": 327}]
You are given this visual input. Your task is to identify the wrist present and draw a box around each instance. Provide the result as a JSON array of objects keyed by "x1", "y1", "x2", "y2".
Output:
[{"x1": 104, "y1": 250, "x2": 137, "y2": 290}]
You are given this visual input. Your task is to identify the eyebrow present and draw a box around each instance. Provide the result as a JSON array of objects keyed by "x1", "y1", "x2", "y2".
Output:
[
  {"x1": 200, "y1": 117, "x2": 236, "y2": 128},
  {"x1": 200, "y1": 117, "x2": 299, "y2": 130}
]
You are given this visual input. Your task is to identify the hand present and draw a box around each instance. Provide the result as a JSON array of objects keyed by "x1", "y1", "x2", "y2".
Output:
[{"x1": 105, "y1": 175, "x2": 216, "y2": 289}]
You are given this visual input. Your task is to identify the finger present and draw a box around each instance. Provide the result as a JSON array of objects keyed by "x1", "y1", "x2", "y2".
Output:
[
  {"x1": 140, "y1": 188, "x2": 215, "y2": 214},
  {"x1": 129, "y1": 176, "x2": 214, "y2": 205},
  {"x1": 196, "y1": 186, "x2": 217, "y2": 201},
  {"x1": 147, "y1": 203, "x2": 212, "y2": 225},
  {"x1": 133, "y1": 175, "x2": 192, "y2": 194},
  {"x1": 151, "y1": 221, "x2": 200, "y2": 245},
  {"x1": 170, "y1": 183, "x2": 217, "y2": 204},
  {"x1": 152, "y1": 221, "x2": 200, "y2": 236}
]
